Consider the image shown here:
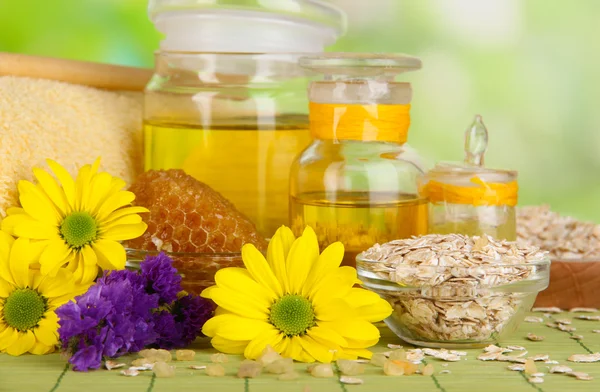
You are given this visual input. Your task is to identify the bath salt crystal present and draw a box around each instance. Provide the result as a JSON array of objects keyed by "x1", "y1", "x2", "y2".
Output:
[
  {"x1": 205, "y1": 364, "x2": 226, "y2": 377},
  {"x1": 175, "y1": 350, "x2": 195, "y2": 361},
  {"x1": 383, "y1": 361, "x2": 405, "y2": 376},
  {"x1": 524, "y1": 359, "x2": 537, "y2": 375},
  {"x1": 237, "y1": 360, "x2": 262, "y2": 378},
  {"x1": 131, "y1": 358, "x2": 155, "y2": 367},
  {"x1": 210, "y1": 353, "x2": 229, "y2": 363},
  {"x1": 153, "y1": 361, "x2": 176, "y2": 378},
  {"x1": 370, "y1": 353, "x2": 388, "y2": 367},
  {"x1": 388, "y1": 349, "x2": 407, "y2": 361},
  {"x1": 311, "y1": 364, "x2": 334, "y2": 378},
  {"x1": 337, "y1": 360, "x2": 365, "y2": 376},
  {"x1": 422, "y1": 364, "x2": 435, "y2": 376},
  {"x1": 278, "y1": 371, "x2": 300, "y2": 381},
  {"x1": 140, "y1": 348, "x2": 172, "y2": 362},
  {"x1": 265, "y1": 358, "x2": 294, "y2": 375},
  {"x1": 257, "y1": 345, "x2": 282, "y2": 366}
]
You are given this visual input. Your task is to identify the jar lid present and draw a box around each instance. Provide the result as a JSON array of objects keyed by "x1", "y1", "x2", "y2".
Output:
[{"x1": 149, "y1": 0, "x2": 346, "y2": 52}]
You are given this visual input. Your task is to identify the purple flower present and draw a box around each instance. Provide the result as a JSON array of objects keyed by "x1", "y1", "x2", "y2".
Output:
[
  {"x1": 140, "y1": 252, "x2": 182, "y2": 304},
  {"x1": 70, "y1": 345, "x2": 102, "y2": 372},
  {"x1": 152, "y1": 294, "x2": 214, "y2": 349}
]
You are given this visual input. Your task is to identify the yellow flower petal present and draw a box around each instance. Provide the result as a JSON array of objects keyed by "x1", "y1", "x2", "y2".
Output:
[
  {"x1": 17, "y1": 180, "x2": 61, "y2": 226},
  {"x1": 210, "y1": 336, "x2": 248, "y2": 355},
  {"x1": 279, "y1": 336, "x2": 302, "y2": 360},
  {"x1": 36, "y1": 269, "x2": 75, "y2": 299},
  {"x1": 101, "y1": 214, "x2": 142, "y2": 229},
  {"x1": 39, "y1": 239, "x2": 73, "y2": 277},
  {"x1": 74, "y1": 159, "x2": 100, "y2": 211},
  {"x1": 200, "y1": 285, "x2": 216, "y2": 299},
  {"x1": 302, "y1": 241, "x2": 344, "y2": 297},
  {"x1": 203, "y1": 313, "x2": 271, "y2": 341},
  {"x1": 318, "y1": 319, "x2": 381, "y2": 342},
  {"x1": 28, "y1": 341, "x2": 55, "y2": 355},
  {"x1": 67, "y1": 253, "x2": 99, "y2": 284},
  {"x1": 241, "y1": 245, "x2": 282, "y2": 298},
  {"x1": 9, "y1": 238, "x2": 37, "y2": 286},
  {"x1": 13, "y1": 219, "x2": 58, "y2": 240},
  {"x1": 0, "y1": 278, "x2": 12, "y2": 297},
  {"x1": 353, "y1": 299, "x2": 393, "y2": 323},
  {"x1": 243, "y1": 327, "x2": 283, "y2": 360},
  {"x1": 343, "y1": 337, "x2": 380, "y2": 349},
  {"x1": 314, "y1": 298, "x2": 356, "y2": 322},
  {"x1": 96, "y1": 191, "x2": 136, "y2": 221},
  {"x1": 0, "y1": 326, "x2": 19, "y2": 350},
  {"x1": 286, "y1": 227, "x2": 320, "y2": 294},
  {"x1": 87, "y1": 172, "x2": 114, "y2": 215},
  {"x1": 0, "y1": 210, "x2": 24, "y2": 236},
  {"x1": 91, "y1": 240, "x2": 125, "y2": 271},
  {"x1": 0, "y1": 231, "x2": 15, "y2": 280},
  {"x1": 5, "y1": 330, "x2": 35, "y2": 356},
  {"x1": 307, "y1": 326, "x2": 347, "y2": 348},
  {"x1": 99, "y1": 222, "x2": 148, "y2": 241},
  {"x1": 309, "y1": 266, "x2": 357, "y2": 304},
  {"x1": 265, "y1": 230, "x2": 291, "y2": 292},
  {"x1": 100, "y1": 206, "x2": 149, "y2": 226},
  {"x1": 214, "y1": 268, "x2": 276, "y2": 304},
  {"x1": 34, "y1": 317, "x2": 59, "y2": 347},
  {"x1": 47, "y1": 159, "x2": 76, "y2": 210},
  {"x1": 338, "y1": 347, "x2": 373, "y2": 360},
  {"x1": 298, "y1": 334, "x2": 334, "y2": 363},
  {"x1": 32, "y1": 167, "x2": 68, "y2": 215},
  {"x1": 209, "y1": 287, "x2": 269, "y2": 320}
]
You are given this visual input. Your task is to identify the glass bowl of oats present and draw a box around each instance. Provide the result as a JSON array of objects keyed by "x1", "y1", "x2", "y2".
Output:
[{"x1": 357, "y1": 234, "x2": 550, "y2": 348}]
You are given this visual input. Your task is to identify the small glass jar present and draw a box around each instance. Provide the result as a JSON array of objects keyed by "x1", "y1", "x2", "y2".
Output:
[
  {"x1": 289, "y1": 53, "x2": 429, "y2": 267},
  {"x1": 144, "y1": 0, "x2": 345, "y2": 238},
  {"x1": 419, "y1": 162, "x2": 518, "y2": 240}
]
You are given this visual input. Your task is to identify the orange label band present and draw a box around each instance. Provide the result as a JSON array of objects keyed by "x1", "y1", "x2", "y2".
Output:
[
  {"x1": 421, "y1": 176, "x2": 518, "y2": 207},
  {"x1": 309, "y1": 102, "x2": 411, "y2": 143}
]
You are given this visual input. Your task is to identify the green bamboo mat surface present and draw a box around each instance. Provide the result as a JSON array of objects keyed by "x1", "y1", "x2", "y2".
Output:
[{"x1": 2, "y1": 310, "x2": 600, "y2": 392}]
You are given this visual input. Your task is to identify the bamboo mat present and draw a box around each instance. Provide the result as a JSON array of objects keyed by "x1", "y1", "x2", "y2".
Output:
[{"x1": 1, "y1": 310, "x2": 600, "y2": 392}]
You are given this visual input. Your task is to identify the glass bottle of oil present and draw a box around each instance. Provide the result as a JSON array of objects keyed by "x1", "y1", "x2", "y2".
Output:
[
  {"x1": 145, "y1": 0, "x2": 345, "y2": 238},
  {"x1": 289, "y1": 54, "x2": 429, "y2": 267},
  {"x1": 418, "y1": 115, "x2": 518, "y2": 240}
]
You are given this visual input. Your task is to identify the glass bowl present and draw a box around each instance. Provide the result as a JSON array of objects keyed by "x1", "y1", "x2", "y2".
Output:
[
  {"x1": 356, "y1": 254, "x2": 550, "y2": 348},
  {"x1": 126, "y1": 248, "x2": 243, "y2": 295}
]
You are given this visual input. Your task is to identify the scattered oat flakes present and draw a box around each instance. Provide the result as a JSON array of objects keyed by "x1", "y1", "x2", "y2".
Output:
[
  {"x1": 527, "y1": 333, "x2": 544, "y2": 341},
  {"x1": 406, "y1": 349, "x2": 426, "y2": 363},
  {"x1": 129, "y1": 365, "x2": 153, "y2": 371},
  {"x1": 478, "y1": 352, "x2": 500, "y2": 361},
  {"x1": 439, "y1": 370, "x2": 451, "y2": 374},
  {"x1": 593, "y1": 330, "x2": 600, "y2": 334},
  {"x1": 507, "y1": 364, "x2": 525, "y2": 371},
  {"x1": 528, "y1": 354, "x2": 550, "y2": 362},
  {"x1": 531, "y1": 307, "x2": 562, "y2": 313},
  {"x1": 387, "y1": 344, "x2": 404, "y2": 349},
  {"x1": 557, "y1": 324, "x2": 576, "y2": 332},
  {"x1": 105, "y1": 361, "x2": 126, "y2": 370},
  {"x1": 507, "y1": 345, "x2": 526, "y2": 351},
  {"x1": 340, "y1": 376, "x2": 364, "y2": 385},
  {"x1": 524, "y1": 316, "x2": 544, "y2": 323},
  {"x1": 484, "y1": 345, "x2": 510, "y2": 354},
  {"x1": 496, "y1": 355, "x2": 527, "y2": 364},
  {"x1": 189, "y1": 365, "x2": 207, "y2": 370},
  {"x1": 544, "y1": 360, "x2": 559, "y2": 365},
  {"x1": 555, "y1": 318, "x2": 572, "y2": 325},
  {"x1": 567, "y1": 371, "x2": 594, "y2": 381},
  {"x1": 549, "y1": 365, "x2": 572, "y2": 374},
  {"x1": 441, "y1": 363, "x2": 448, "y2": 367},
  {"x1": 568, "y1": 353, "x2": 600, "y2": 363},
  {"x1": 546, "y1": 323, "x2": 558, "y2": 329},
  {"x1": 531, "y1": 372, "x2": 545, "y2": 377},
  {"x1": 423, "y1": 348, "x2": 461, "y2": 362},
  {"x1": 570, "y1": 307, "x2": 599, "y2": 313},
  {"x1": 528, "y1": 377, "x2": 544, "y2": 384},
  {"x1": 570, "y1": 335, "x2": 584, "y2": 340},
  {"x1": 121, "y1": 369, "x2": 139, "y2": 377},
  {"x1": 576, "y1": 315, "x2": 600, "y2": 321}
]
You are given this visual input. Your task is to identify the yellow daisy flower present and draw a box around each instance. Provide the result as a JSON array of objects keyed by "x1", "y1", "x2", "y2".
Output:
[
  {"x1": 201, "y1": 225, "x2": 393, "y2": 363},
  {"x1": 1, "y1": 158, "x2": 148, "y2": 284},
  {"x1": 0, "y1": 231, "x2": 87, "y2": 355}
]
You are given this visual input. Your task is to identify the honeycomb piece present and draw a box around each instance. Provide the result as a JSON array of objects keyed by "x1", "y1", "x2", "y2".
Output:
[{"x1": 126, "y1": 170, "x2": 267, "y2": 253}]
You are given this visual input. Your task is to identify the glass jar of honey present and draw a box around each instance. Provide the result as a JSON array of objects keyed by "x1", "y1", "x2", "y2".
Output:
[
  {"x1": 418, "y1": 116, "x2": 519, "y2": 240},
  {"x1": 289, "y1": 53, "x2": 429, "y2": 267},
  {"x1": 144, "y1": 0, "x2": 345, "y2": 238}
]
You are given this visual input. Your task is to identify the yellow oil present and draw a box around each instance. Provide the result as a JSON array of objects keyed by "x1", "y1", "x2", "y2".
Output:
[
  {"x1": 290, "y1": 192, "x2": 428, "y2": 267},
  {"x1": 144, "y1": 120, "x2": 311, "y2": 237}
]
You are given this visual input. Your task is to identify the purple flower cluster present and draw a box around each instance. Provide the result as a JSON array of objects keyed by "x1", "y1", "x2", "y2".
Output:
[{"x1": 56, "y1": 253, "x2": 213, "y2": 371}]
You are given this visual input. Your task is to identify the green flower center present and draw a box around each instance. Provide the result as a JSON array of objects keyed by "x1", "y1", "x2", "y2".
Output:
[
  {"x1": 3, "y1": 289, "x2": 47, "y2": 331},
  {"x1": 269, "y1": 295, "x2": 315, "y2": 336},
  {"x1": 60, "y1": 212, "x2": 98, "y2": 248}
]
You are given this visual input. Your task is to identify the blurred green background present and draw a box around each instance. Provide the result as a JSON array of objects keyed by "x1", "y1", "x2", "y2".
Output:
[{"x1": 1, "y1": 0, "x2": 599, "y2": 223}]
